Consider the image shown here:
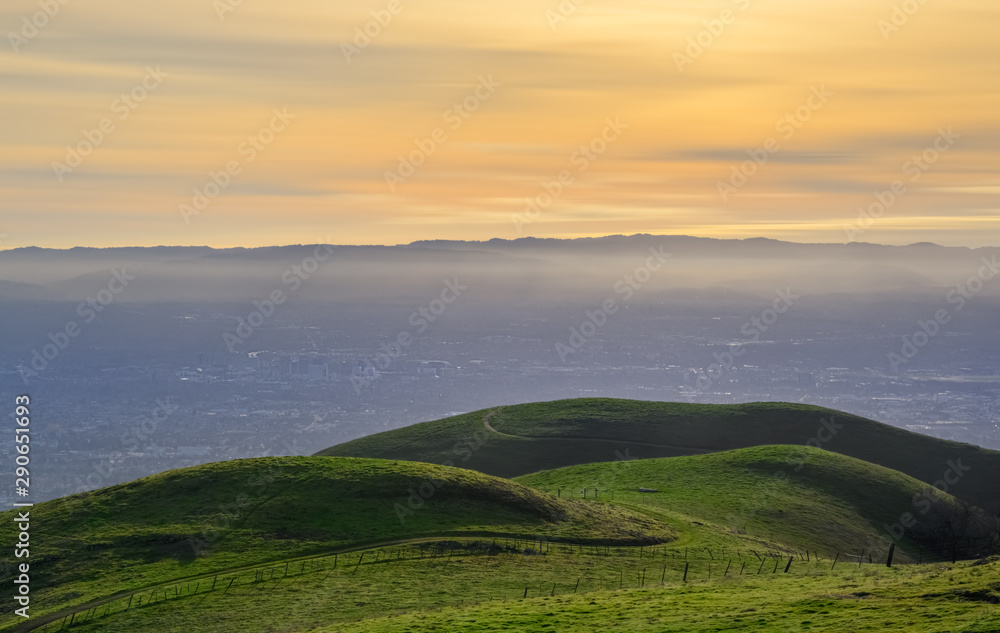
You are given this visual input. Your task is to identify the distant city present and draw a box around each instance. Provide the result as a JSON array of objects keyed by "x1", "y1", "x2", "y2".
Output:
[{"x1": 1, "y1": 237, "x2": 998, "y2": 504}]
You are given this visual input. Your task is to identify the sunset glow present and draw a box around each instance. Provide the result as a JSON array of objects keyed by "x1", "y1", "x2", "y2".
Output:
[{"x1": 2, "y1": 0, "x2": 997, "y2": 248}]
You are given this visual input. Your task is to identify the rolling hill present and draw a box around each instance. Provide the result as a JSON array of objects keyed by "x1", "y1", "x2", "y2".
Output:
[
  {"x1": 13, "y1": 447, "x2": 995, "y2": 633},
  {"x1": 315, "y1": 399, "x2": 1000, "y2": 512},
  {"x1": 2, "y1": 443, "x2": 996, "y2": 632},
  {"x1": 0, "y1": 456, "x2": 672, "y2": 628},
  {"x1": 517, "y1": 445, "x2": 995, "y2": 564}
]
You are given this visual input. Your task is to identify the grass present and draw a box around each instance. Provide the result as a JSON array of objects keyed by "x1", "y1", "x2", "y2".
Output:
[
  {"x1": 315, "y1": 398, "x2": 1000, "y2": 512},
  {"x1": 28, "y1": 541, "x2": 1000, "y2": 633},
  {"x1": 0, "y1": 456, "x2": 672, "y2": 630},
  {"x1": 319, "y1": 556, "x2": 1000, "y2": 633},
  {"x1": 6, "y1": 394, "x2": 1000, "y2": 632},
  {"x1": 516, "y1": 445, "x2": 995, "y2": 564}
]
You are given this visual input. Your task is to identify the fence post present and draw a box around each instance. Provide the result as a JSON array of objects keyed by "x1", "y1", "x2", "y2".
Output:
[
  {"x1": 683, "y1": 562, "x2": 689, "y2": 582},
  {"x1": 886, "y1": 543, "x2": 895, "y2": 568},
  {"x1": 725, "y1": 559, "x2": 731, "y2": 576},
  {"x1": 831, "y1": 552, "x2": 839, "y2": 569},
  {"x1": 784, "y1": 557, "x2": 793, "y2": 573}
]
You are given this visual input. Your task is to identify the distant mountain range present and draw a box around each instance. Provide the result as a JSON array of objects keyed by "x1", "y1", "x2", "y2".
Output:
[{"x1": 1, "y1": 235, "x2": 996, "y2": 302}]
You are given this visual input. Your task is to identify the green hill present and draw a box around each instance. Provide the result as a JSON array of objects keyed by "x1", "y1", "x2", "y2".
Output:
[
  {"x1": 3, "y1": 449, "x2": 996, "y2": 633},
  {"x1": 0, "y1": 456, "x2": 672, "y2": 628},
  {"x1": 315, "y1": 399, "x2": 1000, "y2": 512},
  {"x1": 517, "y1": 445, "x2": 995, "y2": 564}
]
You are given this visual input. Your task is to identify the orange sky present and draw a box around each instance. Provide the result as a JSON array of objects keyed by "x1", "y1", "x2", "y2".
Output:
[{"x1": 1, "y1": 0, "x2": 998, "y2": 248}]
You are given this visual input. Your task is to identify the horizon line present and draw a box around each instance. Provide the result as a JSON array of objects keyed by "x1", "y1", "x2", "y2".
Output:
[{"x1": 0, "y1": 234, "x2": 995, "y2": 252}]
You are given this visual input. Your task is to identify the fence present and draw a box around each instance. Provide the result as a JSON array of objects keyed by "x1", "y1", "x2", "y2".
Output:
[{"x1": 27, "y1": 535, "x2": 994, "y2": 632}]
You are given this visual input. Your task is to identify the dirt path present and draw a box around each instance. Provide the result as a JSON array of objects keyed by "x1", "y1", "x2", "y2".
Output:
[
  {"x1": 481, "y1": 406, "x2": 511, "y2": 435},
  {"x1": 481, "y1": 409, "x2": 711, "y2": 455}
]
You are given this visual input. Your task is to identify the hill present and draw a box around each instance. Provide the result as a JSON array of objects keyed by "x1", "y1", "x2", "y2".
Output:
[
  {"x1": 0, "y1": 456, "x2": 672, "y2": 628},
  {"x1": 517, "y1": 445, "x2": 996, "y2": 563},
  {"x1": 315, "y1": 399, "x2": 1000, "y2": 512},
  {"x1": 2, "y1": 449, "x2": 995, "y2": 633}
]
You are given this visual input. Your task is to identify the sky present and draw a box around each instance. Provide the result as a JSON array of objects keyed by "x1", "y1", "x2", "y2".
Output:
[{"x1": 1, "y1": 0, "x2": 998, "y2": 249}]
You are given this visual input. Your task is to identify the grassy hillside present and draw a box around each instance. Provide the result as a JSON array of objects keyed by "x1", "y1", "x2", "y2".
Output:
[
  {"x1": 326, "y1": 557, "x2": 1000, "y2": 633},
  {"x1": 517, "y1": 446, "x2": 996, "y2": 564},
  {"x1": 25, "y1": 542, "x2": 1000, "y2": 633},
  {"x1": 0, "y1": 456, "x2": 672, "y2": 628},
  {"x1": 3, "y1": 449, "x2": 995, "y2": 633},
  {"x1": 315, "y1": 398, "x2": 1000, "y2": 511}
]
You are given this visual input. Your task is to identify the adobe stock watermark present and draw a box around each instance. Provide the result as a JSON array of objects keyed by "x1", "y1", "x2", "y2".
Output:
[
  {"x1": 224, "y1": 243, "x2": 338, "y2": 352},
  {"x1": 384, "y1": 75, "x2": 501, "y2": 191},
  {"x1": 51, "y1": 66, "x2": 169, "y2": 182},
  {"x1": 71, "y1": 397, "x2": 178, "y2": 494},
  {"x1": 673, "y1": 0, "x2": 752, "y2": 72},
  {"x1": 556, "y1": 246, "x2": 669, "y2": 363},
  {"x1": 887, "y1": 256, "x2": 998, "y2": 372},
  {"x1": 884, "y1": 459, "x2": 971, "y2": 543},
  {"x1": 7, "y1": 0, "x2": 72, "y2": 54},
  {"x1": 213, "y1": 0, "x2": 246, "y2": 21},
  {"x1": 188, "y1": 438, "x2": 304, "y2": 557},
  {"x1": 394, "y1": 408, "x2": 498, "y2": 524},
  {"x1": 17, "y1": 266, "x2": 137, "y2": 385},
  {"x1": 179, "y1": 107, "x2": 295, "y2": 224},
  {"x1": 716, "y1": 85, "x2": 833, "y2": 201},
  {"x1": 685, "y1": 288, "x2": 798, "y2": 395},
  {"x1": 845, "y1": 127, "x2": 959, "y2": 241},
  {"x1": 341, "y1": 0, "x2": 416, "y2": 62},
  {"x1": 745, "y1": 414, "x2": 840, "y2": 532},
  {"x1": 878, "y1": 0, "x2": 930, "y2": 41},
  {"x1": 545, "y1": 0, "x2": 587, "y2": 30},
  {"x1": 785, "y1": 416, "x2": 843, "y2": 473},
  {"x1": 511, "y1": 117, "x2": 627, "y2": 234},
  {"x1": 352, "y1": 278, "x2": 468, "y2": 393}
]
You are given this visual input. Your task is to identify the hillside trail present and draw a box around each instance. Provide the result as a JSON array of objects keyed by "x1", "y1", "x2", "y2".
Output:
[{"x1": 481, "y1": 408, "x2": 712, "y2": 455}]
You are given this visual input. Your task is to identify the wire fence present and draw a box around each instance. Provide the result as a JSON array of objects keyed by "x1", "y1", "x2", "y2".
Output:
[{"x1": 23, "y1": 536, "x2": 999, "y2": 631}]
